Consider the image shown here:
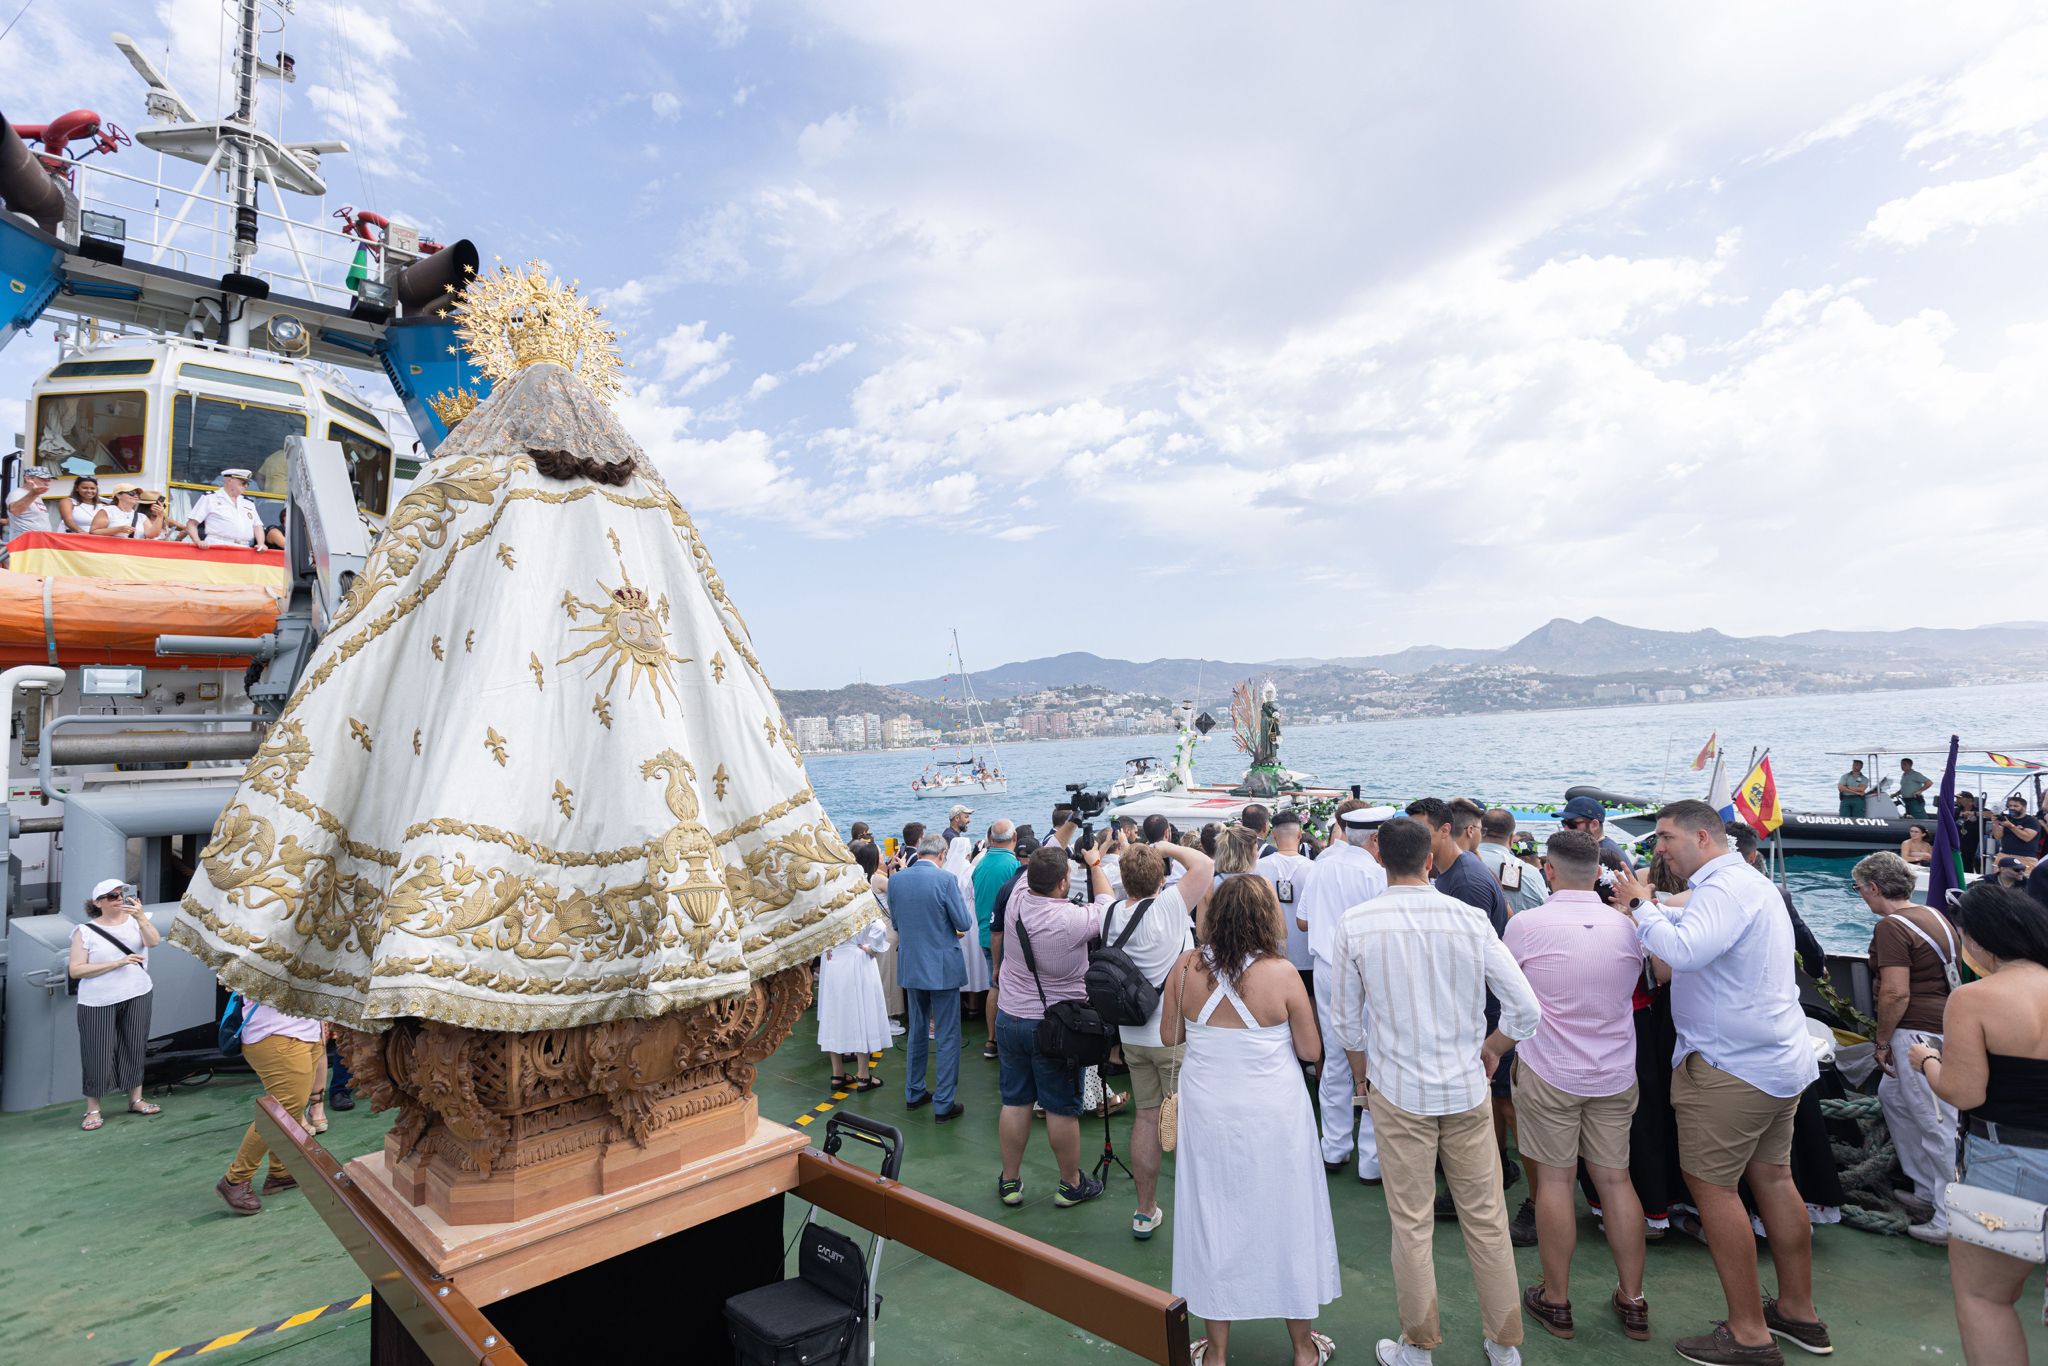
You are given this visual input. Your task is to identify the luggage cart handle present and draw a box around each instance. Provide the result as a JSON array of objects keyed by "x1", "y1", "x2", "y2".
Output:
[{"x1": 821, "y1": 1112, "x2": 904, "y2": 1182}]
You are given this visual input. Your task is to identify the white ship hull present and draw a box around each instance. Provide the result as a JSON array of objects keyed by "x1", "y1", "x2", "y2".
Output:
[{"x1": 912, "y1": 775, "x2": 1010, "y2": 799}]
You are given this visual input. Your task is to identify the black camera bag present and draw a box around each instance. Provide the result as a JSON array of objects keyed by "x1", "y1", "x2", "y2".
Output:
[
  {"x1": 1084, "y1": 897, "x2": 1159, "y2": 1027},
  {"x1": 1013, "y1": 913, "x2": 1116, "y2": 1067}
]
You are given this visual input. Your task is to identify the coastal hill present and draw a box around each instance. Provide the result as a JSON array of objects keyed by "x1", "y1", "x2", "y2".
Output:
[{"x1": 886, "y1": 617, "x2": 2048, "y2": 699}]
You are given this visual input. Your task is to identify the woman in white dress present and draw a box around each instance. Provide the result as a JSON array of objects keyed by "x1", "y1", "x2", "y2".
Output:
[
  {"x1": 1161, "y1": 874, "x2": 1339, "y2": 1366},
  {"x1": 817, "y1": 916, "x2": 892, "y2": 1091}
]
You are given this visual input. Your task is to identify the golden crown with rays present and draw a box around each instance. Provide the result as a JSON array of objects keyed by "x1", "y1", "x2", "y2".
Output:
[
  {"x1": 425, "y1": 386, "x2": 482, "y2": 427},
  {"x1": 449, "y1": 259, "x2": 624, "y2": 402}
]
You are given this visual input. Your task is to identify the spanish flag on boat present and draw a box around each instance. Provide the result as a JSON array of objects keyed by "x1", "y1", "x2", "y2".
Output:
[
  {"x1": 1732, "y1": 756, "x2": 1783, "y2": 836},
  {"x1": 1690, "y1": 732, "x2": 1718, "y2": 772},
  {"x1": 1987, "y1": 752, "x2": 2043, "y2": 770}
]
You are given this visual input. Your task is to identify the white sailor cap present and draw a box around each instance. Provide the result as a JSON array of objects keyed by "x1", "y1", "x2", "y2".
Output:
[
  {"x1": 1338, "y1": 805, "x2": 1398, "y2": 829},
  {"x1": 220, "y1": 467, "x2": 254, "y2": 481}
]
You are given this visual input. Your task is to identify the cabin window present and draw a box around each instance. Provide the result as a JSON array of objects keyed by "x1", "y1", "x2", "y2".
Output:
[
  {"x1": 322, "y1": 390, "x2": 384, "y2": 430},
  {"x1": 169, "y1": 394, "x2": 306, "y2": 497},
  {"x1": 33, "y1": 391, "x2": 148, "y2": 475},
  {"x1": 177, "y1": 362, "x2": 305, "y2": 396},
  {"x1": 49, "y1": 358, "x2": 156, "y2": 378},
  {"x1": 327, "y1": 422, "x2": 393, "y2": 517}
]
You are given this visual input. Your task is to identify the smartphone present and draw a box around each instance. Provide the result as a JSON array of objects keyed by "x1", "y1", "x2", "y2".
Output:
[{"x1": 883, "y1": 836, "x2": 899, "y2": 858}]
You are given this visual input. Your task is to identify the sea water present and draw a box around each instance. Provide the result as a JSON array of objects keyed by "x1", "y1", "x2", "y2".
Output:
[{"x1": 805, "y1": 679, "x2": 2048, "y2": 951}]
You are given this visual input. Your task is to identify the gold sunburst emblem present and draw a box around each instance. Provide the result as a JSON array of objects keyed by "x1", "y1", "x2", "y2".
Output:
[
  {"x1": 559, "y1": 558, "x2": 691, "y2": 713},
  {"x1": 451, "y1": 259, "x2": 624, "y2": 402}
]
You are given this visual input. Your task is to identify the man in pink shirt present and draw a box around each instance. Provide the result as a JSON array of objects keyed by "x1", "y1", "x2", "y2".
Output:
[{"x1": 1501, "y1": 830, "x2": 1652, "y2": 1344}]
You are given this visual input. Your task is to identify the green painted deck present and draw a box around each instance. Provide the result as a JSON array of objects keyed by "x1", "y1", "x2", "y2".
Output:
[{"x1": 5, "y1": 1010, "x2": 2039, "y2": 1365}]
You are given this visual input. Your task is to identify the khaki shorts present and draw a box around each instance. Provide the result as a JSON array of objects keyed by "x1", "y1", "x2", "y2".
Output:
[
  {"x1": 1120, "y1": 1040, "x2": 1183, "y2": 1112},
  {"x1": 1512, "y1": 1059, "x2": 1636, "y2": 1169},
  {"x1": 1670, "y1": 1052, "x2": 1799, "y2": 1188}
]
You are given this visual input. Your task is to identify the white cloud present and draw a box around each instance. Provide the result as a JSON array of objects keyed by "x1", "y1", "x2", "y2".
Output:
[
  {"x1": 1864, "y1": 151, "x2": 2048, "y2": 244},
  {"x1": 749, "y1": 373, "x2": 781, "y2": 397},
  {"x1": 993, "y1": 524, "x2": 1051, "y2": 542},
  {"x1": 649, "y1": 320, "x2": 734, "y2": 395},
  {"x1": 794, "y1": 341, "x2": 858, "y2": 374},
  {"x1": 797, "y1": 108, "x2": 860, "y2": 166},
  {"x1": 650, "y1": 91, "x2": 683, "y2": 121}
]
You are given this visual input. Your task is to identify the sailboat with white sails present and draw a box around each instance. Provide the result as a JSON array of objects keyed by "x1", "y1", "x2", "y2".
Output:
[{"x1": 909, "y1": 629, "x2": 1008, "y2": 799}]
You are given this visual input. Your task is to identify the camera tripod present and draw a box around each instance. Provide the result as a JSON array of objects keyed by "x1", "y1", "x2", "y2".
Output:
[{"x1": 1090, "y1": 1069, "x2": 1132, "y2": 1183}]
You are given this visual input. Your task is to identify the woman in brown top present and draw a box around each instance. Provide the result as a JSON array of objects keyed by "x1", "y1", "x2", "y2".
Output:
[{"x1": 1853, "y1": 851, "x2": 1958, "y2": 1244}]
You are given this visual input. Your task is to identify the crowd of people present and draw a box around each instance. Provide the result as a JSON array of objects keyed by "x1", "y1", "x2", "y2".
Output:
[
  {"x1": 7, "y1": 465, "x2": 282, "y2": 547},
  {"x1": 821, "y1": 795, "x2": 2048, "y2": 1366}
]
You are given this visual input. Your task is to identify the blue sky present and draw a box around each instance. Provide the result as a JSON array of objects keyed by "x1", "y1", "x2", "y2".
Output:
[{"x1": 5, "y1": 3, "x2": 2048, "y2": 688}]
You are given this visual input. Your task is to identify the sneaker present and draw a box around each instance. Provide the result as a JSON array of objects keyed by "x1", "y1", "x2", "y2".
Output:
[
  {"x1": 1054, "y1": 1173, "x2": 1105, "y2": 1208},
  {"x1": 1892, "y1": 1188, "x2": 1935, "y2": 1222},
  {"x1": 982, "y1": 1041, "x2": 999, "y2": 1060},
  {"x1": 1675, "y1": 1323, "x2": 1783, "y2": 1365},
  {"x1": 215, "y1": 1176, "x2": 262, "y2": 1216},
  {"x1": 1501, "y1": 1157, "x2": 1522, "y2": 1189},
  {"x1": 1132, "y1": 1206, "x2": 1164, "y2": 1239},
  {"x1": 1612, "y1": 1289, "x2": 1651, "y2": 1342},
  {"x1": 997, "y1": 1176, "x2": 1024, "y2": 1207},
  {"x1": 1434, "y1": 1189, "x2": 1458, "y2": 1221},
  {"x1": 1374, "y1": 1339, "x2": 1433, "y2": 1365},
  {"x1": 1521, "y1": 1282, "x2": 1573, "y2": 1339},
  {"x1": 1509, "y1": 1197, "x2": 1537, "y2": 1247},
  {"x1": 1762, "y1": 1296, "x2": 1833, "y2": 1355},
  {"x1": 1906, "y1": 1221, "x2": 1949, "y2": 1246},
  {"x1": 1482, "y1": 1343, "x2": 1521, "y2": 1366}
]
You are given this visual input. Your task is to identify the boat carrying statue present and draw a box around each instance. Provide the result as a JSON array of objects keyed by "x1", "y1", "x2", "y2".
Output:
[{"x1": 171, "y1": 264, "x2": 877, "y2": 1221}]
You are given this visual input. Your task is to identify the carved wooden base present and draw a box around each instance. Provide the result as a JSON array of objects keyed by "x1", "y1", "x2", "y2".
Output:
[{"x1": 337, "y1": 965, "x2": 810, "y2": 1225}]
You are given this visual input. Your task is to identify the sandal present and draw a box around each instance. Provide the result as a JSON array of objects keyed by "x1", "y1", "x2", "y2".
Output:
[
  {"x1": 81, "y1": 1111, "x2": 104, "y2": 1131},
  {"x1": 126, "y1": 1101, "x2": 162, "y2": 1116},
  {"x1": 1309, "y1": 1330, "x2": 1337, "y2": 1362},
  {"x1": 1190, "y1": 1339, "x2": 1209, "y2": 1365},
  {"x1": 829, "y1": 1074, "x2": 854, "y2": 1091},
  {"x1": 853, "y1": 1075, "x2": 884, "y2": 1092}
]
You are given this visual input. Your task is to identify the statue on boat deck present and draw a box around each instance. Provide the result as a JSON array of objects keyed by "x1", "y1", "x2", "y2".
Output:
[
  {"x1": 1233, "y1": 678, "x2": 1289, "y2": 799},
  {"x1": 171, "y1": 263, "x2": 877, "y2": 1221}
]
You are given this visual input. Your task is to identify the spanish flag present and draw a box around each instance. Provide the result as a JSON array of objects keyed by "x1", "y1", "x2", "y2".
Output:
[
  {"x1": 1732, "y1": 756, "x2": 1783, "y2": 836},
  {"x1": 1987, "y1": 753, "x2": 2043, "y2": 770},
  {"x1": 1691, "y1": 732, "x2": 1718, "y2": 772}
]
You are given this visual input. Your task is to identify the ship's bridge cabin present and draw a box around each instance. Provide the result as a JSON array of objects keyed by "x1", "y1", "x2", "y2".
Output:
[{"x1": 18, "y1": 330, "x2": 411, "y2": 535}]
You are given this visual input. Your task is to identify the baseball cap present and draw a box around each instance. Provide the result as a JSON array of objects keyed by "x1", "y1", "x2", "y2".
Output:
[
  {"x1": 92, "y1": 878, "x2": 126, "y2": 900},
  {"x1": 948, "y1": 803, "x2": 973, "y2": 818},
  {"x1": 220, "y1": 467, "x2": 254, "y2": 481},
  {"x1": 23, "y1": 465, "x2": 51, "y2": 479},
  {"x1": 1998, "y1": 856, "x2": 2025, "y2": 871},
  {"x1": 1559, "y1": 795, "x2": 1606, "y2": 823}
]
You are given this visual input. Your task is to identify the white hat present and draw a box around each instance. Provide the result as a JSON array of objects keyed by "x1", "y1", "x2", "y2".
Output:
[
  {"x1": 92, "y1": 877, "x2": 126, "y2": 900},
  {"x1": 1338, "y1": 805, "x2": 1398, "y2": 829},
  {"x1": 949, "y1": 803, "x2": 974, "y2": 817},
  {"x1": 24, "y1": 465, "x2": 51, "y2": 480},
  {"x1": 220, "y1": 467, "x2": 253, "y2": 481}
]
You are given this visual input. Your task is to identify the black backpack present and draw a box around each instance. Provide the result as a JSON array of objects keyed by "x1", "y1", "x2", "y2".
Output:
[
  {"x1": 1084, "y1": 898, "x2": 1159, "y2": 1027},
  {"x1": 1011, "y1": 912, "x2": 1116, "y2": 1068}
]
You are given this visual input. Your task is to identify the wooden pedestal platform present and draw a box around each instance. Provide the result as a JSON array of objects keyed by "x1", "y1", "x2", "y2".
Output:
[{"x1": 348, "y1": 1105, "x2": 808, "y2": 1306}]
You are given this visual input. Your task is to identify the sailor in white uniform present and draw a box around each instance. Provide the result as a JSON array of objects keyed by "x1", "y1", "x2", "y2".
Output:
[{"x1": 190, "y1": 468, "x2": 264, "y2": 548}]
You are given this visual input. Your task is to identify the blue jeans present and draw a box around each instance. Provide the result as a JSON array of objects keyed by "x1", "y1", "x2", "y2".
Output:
[
  {"x1": 1963, "y1": 1132, "x2": 2048, "y2": 1202},
  {"x1": 904, "y1": 988, "x2": 960, "y2": 1108}
]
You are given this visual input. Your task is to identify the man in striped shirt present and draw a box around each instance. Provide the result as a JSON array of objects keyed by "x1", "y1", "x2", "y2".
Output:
[{"x1": 1332, "y1": 816, "x2": 1542, "y2": 1366}]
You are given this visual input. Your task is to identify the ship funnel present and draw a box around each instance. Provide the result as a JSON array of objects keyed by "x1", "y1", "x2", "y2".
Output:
[
  {"x1": 0, "y1": 112, "x2": 64, "y2": 233},
  {"x1": 393, "y1": 238, "x2": 479, "y2": 315}
]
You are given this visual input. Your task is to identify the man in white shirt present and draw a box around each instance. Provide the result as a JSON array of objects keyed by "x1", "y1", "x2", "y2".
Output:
[
  {"x1": 1101, "y1": 839, "x2": 1211, "y2": 1240},
  {"x1": 1333, "y1": 816, "x2": 1540, "y2": 1366},
  {"x1": 191, "y1": 468, "x2": 265, "y2": 548},
  {"x1": 6, "y1": 464, "x2": 53, "y2": 537},
  {"x1": 1295, "y1": 799, "x2": 1390, "y2": 1181},
  {"x1": 1612, "y1": 800, "x2": 1830, "y2": 1365},
  {"x1": 1257, "y1": 809, "x2": 1316, "y2": 991}
]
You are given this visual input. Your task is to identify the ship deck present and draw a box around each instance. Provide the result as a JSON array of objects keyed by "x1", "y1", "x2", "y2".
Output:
[{"x1": 4, "y1": 1009, "x2": 2037, "y2": 1365}]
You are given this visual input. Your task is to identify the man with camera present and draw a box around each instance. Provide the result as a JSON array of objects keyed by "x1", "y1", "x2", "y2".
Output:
[
  {"x1": 1993, "y1": 794, "x2": 2045, "y2": 860},
  {"x1": 1103, "y1": 838, "x2": 1213, "y2": 1239}
]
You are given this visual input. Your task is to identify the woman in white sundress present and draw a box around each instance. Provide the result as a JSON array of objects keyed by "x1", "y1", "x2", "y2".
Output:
[
  {"x1": 817, "y1": 915, "x2": 893, "y2": 1091},
  {"x1": 1161, "y1": 874, "x2": 1339, "y2": 1366}
]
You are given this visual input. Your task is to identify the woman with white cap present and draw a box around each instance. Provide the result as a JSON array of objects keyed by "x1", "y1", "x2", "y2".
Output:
[
  {"x1": 189, "y1": 468, "x2": 264, "y2": 547},
  {"x1": 68, "y1": 878, "x2": 163, "y2": 1131}
]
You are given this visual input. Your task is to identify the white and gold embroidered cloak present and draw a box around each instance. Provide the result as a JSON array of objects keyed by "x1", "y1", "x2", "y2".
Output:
[{"x1": 170, "y1": 361, "x2": 876, "y2": 1031}]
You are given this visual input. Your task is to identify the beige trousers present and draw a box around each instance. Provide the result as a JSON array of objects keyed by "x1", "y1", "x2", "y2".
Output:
[
  {"x1": 226, "y1": 1034, "x2": 318, "y2": 1184},
  {"x1": 1369, "y1": 1091, "x2": 1523, "y2": 1350}
]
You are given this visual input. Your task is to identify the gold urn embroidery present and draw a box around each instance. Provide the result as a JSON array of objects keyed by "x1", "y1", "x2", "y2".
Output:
[
  {"x1": 558, "y1": 554, "x2": 691, "y2": 714},
  {"x1": 485, "y1": 728, "x2": 509, "y2": 766},
  {"x1": 553, "y1": 781, "x2": 575, "y2": 818},
  {"x1": 349, "y1": 719, "x2": 373, "y2": 752}
]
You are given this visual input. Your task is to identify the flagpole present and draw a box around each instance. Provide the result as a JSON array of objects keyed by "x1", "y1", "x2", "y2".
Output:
[{"x1": 1659, "y1": 736, "x2": 1674, "y2": 802}]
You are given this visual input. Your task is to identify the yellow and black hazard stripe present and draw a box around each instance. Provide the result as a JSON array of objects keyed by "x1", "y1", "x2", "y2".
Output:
[
  {"x1": 790, "y1": 1051, "x2": 885, "y2": 1128},
  {"x1": 109, "y1": 1292, "x2": 371, "y2": 1365}
]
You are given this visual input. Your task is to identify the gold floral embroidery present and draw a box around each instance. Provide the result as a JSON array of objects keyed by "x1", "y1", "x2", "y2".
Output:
[
  {"x1": 762, "y1": 716, "x2": 776, "y2": 745},
  {"x1": 413, "y1": 728, "x2": 422, "y2": 756},
  {"x1": 529, "y1": 653, "x2": 546, "y2": 690},
  {"x1": 465, "y1": 630, "x2": 475, "y2": 653},
  {"x1": 778, "y1": 721, "x2": 802, "y2": 765},
  {"x1": 431, "y1": 635, "x2": 445, "y2": 661},
  {"x1": 561, "y1": 590, "x2": 579, "y2": 620},
  {"x1": 552, "y1": 781, "x2": 574, "y2": 818},
  {"x1": 710, "y1": 651, "x2": 726, "y2": 683},
  {"x1": 496, "y1": 544, "x2": 517, "y2": 570},
  {"x1": 713, "y1": 764, "x2": 729, "y2": 800},
  {"x1": 591, "y1": 695, "x2": 613, "y2": 729},
  {"x1": 485, "y1": 727, "x2": 509, "y2": 766},
  {"x1": 349, "y1": 719, "x2": 373, "y2": 752}
]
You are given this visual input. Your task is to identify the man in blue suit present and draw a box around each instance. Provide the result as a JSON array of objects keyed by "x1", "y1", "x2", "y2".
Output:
[{"x1": 891, "y1": 833, "x2": 974, "y2": 1120}]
